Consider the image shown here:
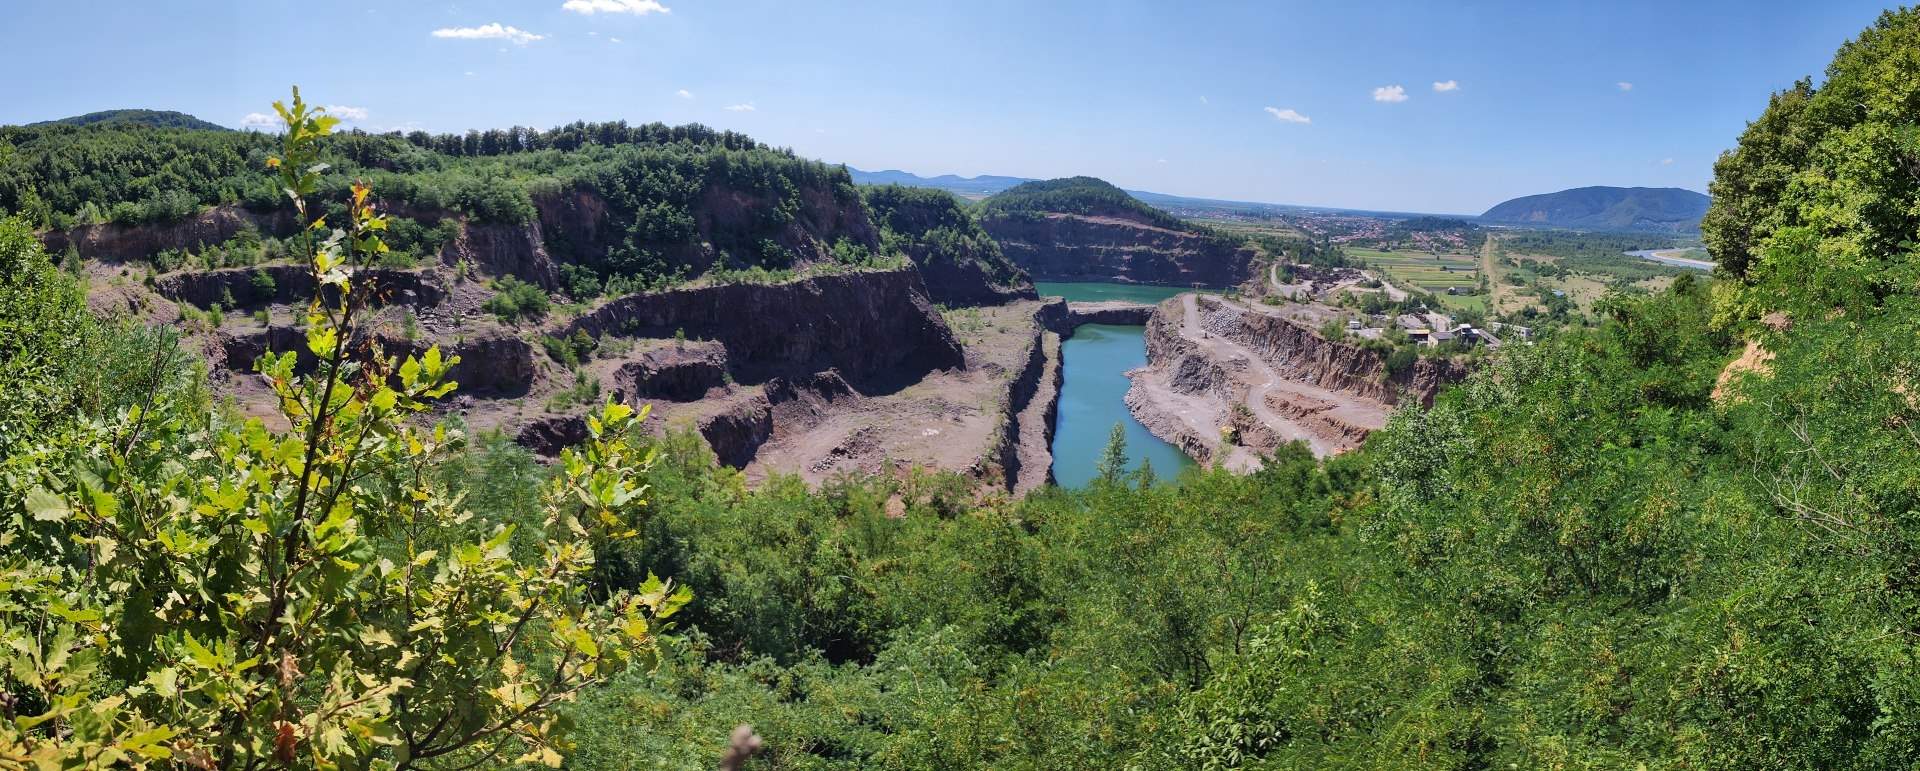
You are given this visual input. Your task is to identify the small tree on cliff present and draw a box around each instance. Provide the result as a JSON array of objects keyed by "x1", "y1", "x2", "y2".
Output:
[{"x1": 0, "y1": 88, "x2": 686, "y2": 767}]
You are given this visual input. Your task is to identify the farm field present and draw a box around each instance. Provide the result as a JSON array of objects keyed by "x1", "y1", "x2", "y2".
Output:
[{"x1": 1347, "y1": 247, "x2": 1486, "y2": 312}]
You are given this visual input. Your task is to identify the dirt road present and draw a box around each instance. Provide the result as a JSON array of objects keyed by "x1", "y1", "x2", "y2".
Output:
[{"x1": 1479, "y1": 233, "x2": 1516, "y2": 313}]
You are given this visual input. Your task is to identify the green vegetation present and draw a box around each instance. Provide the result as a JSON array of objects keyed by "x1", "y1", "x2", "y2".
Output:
[
  {"x1": 1704, "y1": 7, "x2": 1920, "y2": 311},
  {"x1": 1346, "y1": 247, "x2": 1486, "y2": 312},
  {"x1": 30, "y1": 109, "x2": 231, "y2": 131},
  {"x1": 862, "y1": 184, "x2": 1025, "y2": 288},
  {"x1": 1498, "y1": 230, "x2": 1693, "y2": 280},
  {"x1": 541, "y1": 328, "x2": 599, "y2": 366},
  {"x1": 2, "y1": 91, "x2": 685, "y2": 767},
  {"x1": 483, "y1": 275, "x2": 552, "y2": 323},
  {"x1": 0, "y1": 108, "x2": 857, "y2": 296},
  {"x1": 1480, "y1": 185, "x2": 1710, "y2": 233},
  {"x1": 981, "y1": 175, "x2": 1194, "y2": 231},
  {"x1": 12, "y1": 12, "x2": 1920, "y2": 764}
]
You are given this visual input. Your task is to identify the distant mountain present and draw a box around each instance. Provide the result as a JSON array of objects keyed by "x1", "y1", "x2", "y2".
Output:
[
  {"x1": 848, "y1": 168, "x2": 1034, "y2": 197},
  {"x1": 27, "y1": 109, "x2": 230, "y2": 131},
  {"x1": 981, "y1": 176, "x2": 1192, "y2": 231},
  {"x1": 1480, "y1": 186, "x2": 1709, "y2": 234}
]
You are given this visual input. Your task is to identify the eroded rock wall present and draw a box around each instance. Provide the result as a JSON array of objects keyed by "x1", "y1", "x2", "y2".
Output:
[
  {"x1": 984, "y1": 212, "x2": 1255, "y2": 288},
  {"x1": 40, "y1": 206, "x2": 300, "y2": 264},
  {"x1": 155, "y1": 265, "x2": 446, "y2": 310},
  {"x1": 1185, "y1": 296, "x2": 1467, "y2": 406},
  {"x1": 564, "y1": 268, "x2": 965, "y2": 390}
]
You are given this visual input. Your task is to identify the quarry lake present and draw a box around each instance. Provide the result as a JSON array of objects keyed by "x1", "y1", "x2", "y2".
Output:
[
  {"x1": 1034, "y1": 281, "x2": 1199, "y2": 305},
  {"x1": 1042, "y1": 282, "x2": 1196, "y2": 487}
]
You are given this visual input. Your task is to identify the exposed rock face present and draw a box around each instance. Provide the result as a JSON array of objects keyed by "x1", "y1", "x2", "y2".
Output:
[
  {"x1": 1065, "y1": 300, "x2": 1155, "y2": 327},
  {"x1": 613, "y1": 342, "x2": 729, "y2": 402},
  {"x1": 1187, "y1": 296, "x2": 1467, "y2": 407},
  {"x1": 983, "y1": 212, "x2": 1255, "y2": 288},
  {"x1": 40, "y1": 206, "x2": 297, "y2": 263},
  {"x1": 515, "y1": 416, "x2": 589, "y2": 457},
  {"x1": 1126, "y1": 294, "x2": 1469, "y2": 467},
  {"x1": 214, "y1": 326, "x2": 534, "y2": 396},
  {"x1": 697, "y1": 371, "x2": 861, "y2": 469},
  {"x1": 913, "y1": 253, "x2": 1038, "y2": 306},
  {"x1": 565, "y1": 268, "x2": 965, "y2": 390},
  {"x1": 994, "y1": 316, "x2": 1063, "y2": 492},
  {"x1": 444, "y1": 221, "x2": 561, "y2": 290},
  {"x1": 154, "y1": 265, "x2": 446, "y2": 310}
]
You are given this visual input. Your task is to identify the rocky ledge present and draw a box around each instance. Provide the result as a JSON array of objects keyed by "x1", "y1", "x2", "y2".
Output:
[
  {"x1": 985, "y1": 212, "x2": 1255, "y2": 288},
  {"x1": 1125, "y1": 294, "x2": 1468, "y2": 468}
]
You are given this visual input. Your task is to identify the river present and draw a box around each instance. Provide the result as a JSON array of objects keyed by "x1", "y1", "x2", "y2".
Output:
[
  {"x1": 1624, "y1": 248, "x2": 1714, "y2": 271},
  {"x1": 1039, "y1": 282, "x2": 1197, "y2": 487}
]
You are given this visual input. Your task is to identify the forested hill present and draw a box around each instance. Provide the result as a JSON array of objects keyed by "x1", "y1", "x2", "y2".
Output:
[
  {"x1": 26, "y1": 109, "x2": 230, "y2": 131},
  {"x1": 981, "y1": 175, "x2": 1195, "y2": 231},
  {"x1": 1480, "y1": 185, "x2": 1709, "y2": 233},
  {"x1": 0, "y1": 116, "x2": 1036, "y2": 300}
]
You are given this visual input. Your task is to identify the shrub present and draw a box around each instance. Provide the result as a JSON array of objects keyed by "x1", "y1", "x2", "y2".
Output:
[{"x1": 483, "y1": 275, "x2": 551, "y2": 322}]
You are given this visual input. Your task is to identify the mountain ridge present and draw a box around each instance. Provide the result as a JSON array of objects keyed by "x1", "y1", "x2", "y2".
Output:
[
  {"x1": 1480, "y1": 185, "x2": 1709, "y2": 234},
  {"x1": 25, "y1": 109, "x2": 230, "y2": 131}
]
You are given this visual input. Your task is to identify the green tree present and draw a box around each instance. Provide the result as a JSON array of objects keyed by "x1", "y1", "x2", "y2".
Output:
[
  {"x1": 0, "y1": 215, "x2": 95, "y2": 460},
  {"x1": 1703, "y1": 8, "x2": 1920, "y2": 315},
  {"x1": 1096, "y1": 422, "x2": 1129, "y2": 483}
]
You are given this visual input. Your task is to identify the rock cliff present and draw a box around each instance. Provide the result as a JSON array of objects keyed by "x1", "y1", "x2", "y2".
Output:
[
  {"x1": 1126, "y1": 294, "x2": 1469, "y2": 466},
  {"x1": 983, "y1": 212, "x2": 1255, "y2": 288},
  {"x1": 214, "y1": 325, "x2": 535, "y2": 396},
  {"x1": 563, "y1": 268, "x2": 965, "y2": 390},
  {"x1": 1187, "y1": 296, "x2": 1467, "y2": 406},
  {"x1": 155, "y1": 265, "x2": 446, "y2": 310},
  {"x1": 42, "y1": 206, "x2": 297, "y2": 264}
]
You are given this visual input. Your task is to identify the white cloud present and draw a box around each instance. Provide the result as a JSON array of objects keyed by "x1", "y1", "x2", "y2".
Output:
[
  {"x1": 239, "y1": 112, "x2": 278, "y2": 130},
  {"x1": 609, "y1": 36, "x2": 623, "y2": 43},
  {"x1": 1199, "y1": 95, "x2": 1209, "y2": 105},
  {"x1": 464, "y1": 71, "x2": 476, "y2": 76},
  {"x1": 1432, "y1": 80, "x2": 1459, "y2": 92},
  {"x1": 562, "y1": 0, "x2": 670, "y2": 14},
  {"x1": 325, "y1": 105, "x2": 369, "y2": 121},
  {"x1": 587, "y1": 30, "x2": 598, "y2": 36},
  {"x1": 1617, "y1": 81, "x2": 1634, "y2": 91},
  {"x1": 431, "y1": 23, "x2": 544, "y2": 45},
  {"x1": 676, "y1": 89, "x2": 694, "y2": 99},
  {"x1": 1660, "y1": 157, "x2": 1675, "y2": 166},
  {"x1": 1264, "y1": 106, "x2": 1311, "y2": 124},
  {"x1": 1156, "y1": 158, "x2": 1169, "y2": 164},
  {"x1": 1372, "y1": 85, "x2": 1408, "y2": 103},
  {"x1": 724, "y1": 102, "x2": 756, "y2": 112}
]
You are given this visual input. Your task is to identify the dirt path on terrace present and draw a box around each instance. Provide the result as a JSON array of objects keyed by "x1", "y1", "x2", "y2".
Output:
[{"x1": 1480, "y1": 233, "x2": 1515, "y2": 313}]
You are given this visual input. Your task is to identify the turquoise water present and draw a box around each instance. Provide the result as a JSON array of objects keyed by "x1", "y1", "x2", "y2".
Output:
[
  {"x1": 1051, "y1": 323, "x2": 1196, "y2": 488},
  {"x1": 1036, "y1": 281, "x2": 1209, "y2": 304}
]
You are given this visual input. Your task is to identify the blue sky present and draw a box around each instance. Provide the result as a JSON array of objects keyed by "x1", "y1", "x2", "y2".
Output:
[{"x1": 0, "y1": 0, "x2": 1897, "y2": 213}]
